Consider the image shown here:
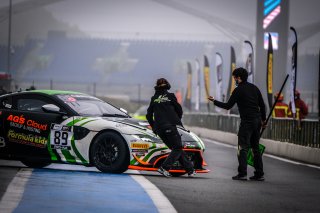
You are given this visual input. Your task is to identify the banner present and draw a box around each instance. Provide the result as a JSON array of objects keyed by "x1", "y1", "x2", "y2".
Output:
[
  {"x1": 227, "y1": 46, "x2": 236, "y2": 100},
  {"x1": 266, "y1": 33, "x2": 273, "y2": 109},
  {"x1": 244, "y1": 40, "x2": 254, "y2": 83},
  {"x1": 194, "y1": 59, "x2": 201, "y2": 111},
  {"x1": 184, "y1": 62, "x2": 192, "y2": 110},
  {"x1": 203, "y1": 55, "x2": 210, "y2": 112},
  {"x1": 215, "y1": 52, "x2": 223, "y2": 103},
  {"x1": 289, "y1": 27, "x2": 297, "y2": 116}
]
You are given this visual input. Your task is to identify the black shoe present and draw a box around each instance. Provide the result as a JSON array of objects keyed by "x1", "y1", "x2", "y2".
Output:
[
  {"x1": 232, "y1": 174, "x2": 247, "y2": 181},
  {"x1": 157, "y1": 167, "x2": 172, "y2": 177},
  {"x1": 249, "y1": 175, "x2": 265, "y2": 181},
  {"x1": 187, "y1": 169, "x2": 196, "y2": 177}
]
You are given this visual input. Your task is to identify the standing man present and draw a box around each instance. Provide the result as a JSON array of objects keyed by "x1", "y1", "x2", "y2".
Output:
[
  {"x1": 208, "y1": 67, "x2": 266, "y2": 181},
  {"x1": 289, "y1": 90, "x2": 308, "y2": 120},
  {"x1": 146, "y1": 78, "x2": 196, "y2": 177}
]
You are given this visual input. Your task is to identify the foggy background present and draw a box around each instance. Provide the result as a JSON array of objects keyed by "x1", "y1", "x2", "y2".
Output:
[{"x1": 0, "y1": 0, "x2": 319, "y2": 116}]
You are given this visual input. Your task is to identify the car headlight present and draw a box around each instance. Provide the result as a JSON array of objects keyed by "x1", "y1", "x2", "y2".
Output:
[
  {"x1": 73, "y1": 126, "x2": 90, "y2": 140},
  {"x1": 131, "y1": 134, "x2": 162, "y2": 144}
]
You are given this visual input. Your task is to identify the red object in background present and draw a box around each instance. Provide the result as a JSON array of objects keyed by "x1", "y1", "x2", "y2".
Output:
[
  {"x1": 175, "y1": 90, "x2": 182, "y2": 105},
  {"x1": 0, "y1": 72, "x2": 11, "y2": 80}
]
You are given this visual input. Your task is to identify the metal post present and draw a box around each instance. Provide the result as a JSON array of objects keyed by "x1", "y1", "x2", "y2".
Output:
[
  {"x1": 50, "y1": 79, "x2": 53, "y2": 90},
  {"x1": 138, "y1": 83, "x2": 141, "y2": 107},
  {"x1": 93, "y1": 82, "x2": 96, "y2": 97},
  {"x1": 7, "y1": 0, "x2": 12, "y2": 75}
]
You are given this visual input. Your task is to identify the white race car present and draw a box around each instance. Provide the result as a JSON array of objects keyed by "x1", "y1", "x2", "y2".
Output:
[{"x1": 0, "y1": 90, "x2": 208, "y2": 176}]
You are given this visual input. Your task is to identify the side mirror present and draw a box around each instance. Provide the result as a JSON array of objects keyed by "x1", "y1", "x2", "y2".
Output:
[
  {"x1": 42, "y1": 104, "x2": 66, "y2": 115},
  {"x1": 119, "y1": 108, "x2": 128, "y2": 114}
]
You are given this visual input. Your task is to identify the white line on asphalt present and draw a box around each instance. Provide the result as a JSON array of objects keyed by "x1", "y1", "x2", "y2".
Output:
[
  {"x1": 0, "y1": 168, "x2": 33, "y2": 213},
  {"x1": 131, "y1": 173, "x2": 177, "y2": 213},
  {"x1": 204, "y1": 138, "x2": 320, "y2": 170}
]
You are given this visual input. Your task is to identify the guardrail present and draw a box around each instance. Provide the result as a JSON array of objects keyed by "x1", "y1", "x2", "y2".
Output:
[{"x1": 183, "y1": 113, "x2": 320, "y2": 148}]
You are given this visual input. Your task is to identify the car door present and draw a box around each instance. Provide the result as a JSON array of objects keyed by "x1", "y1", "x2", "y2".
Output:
[
  {"x1": 2, "y1": 93, "x2": 68, "y2": 162},
  {"x1": 0, "y1": 95, "x2": 13, "y2": 158}
]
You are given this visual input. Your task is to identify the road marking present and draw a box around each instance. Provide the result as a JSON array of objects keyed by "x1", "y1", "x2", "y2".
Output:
[
  {"x1": 204, "y1": 138, "x2": 320, "y2": 170},
  {"x1": 0, "y1": 163, "x2": 176, "y2": 213},
  {"x1": 131, "y1": 174, "x2": 177, "y2": 213},
  {"x1": 0, "y1": 168, "x2": 33, "y2": 213}
]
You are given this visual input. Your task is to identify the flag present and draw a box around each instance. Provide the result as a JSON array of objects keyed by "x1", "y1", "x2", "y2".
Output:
[
  {"x1": 194, "y1": 59, "x2": 201, "y2": 111},
  {"x1": 203, "y1": 55, "x2": 210, "y2": 112},
  {"x1": 244, "y1": 40, "x2": 254, "y2": 83},
  {"x1": 227, "y1": 46, "x2": 236, "y2": 100},
  {"x1": 289, "y1": 27, "x2": 297, "y2": 116},
  {"x1": 184, "y1": 62, "x2": 192, "y2": 110},
  {"x1": 215, "y1": 52, "x2": 223, "y2": 105},
  {"x1": 266, "y1": 33, "x2": 273, "y2": 109}
]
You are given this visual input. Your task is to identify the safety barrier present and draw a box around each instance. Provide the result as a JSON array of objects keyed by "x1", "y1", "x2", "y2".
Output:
[{"x1": 183, "y1": 113, "x2": 320, "y2": 148}]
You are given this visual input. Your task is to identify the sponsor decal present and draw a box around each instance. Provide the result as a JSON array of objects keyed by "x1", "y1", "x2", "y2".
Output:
[
  {"x1": 0, "y1": 137, "x2": 5, "y2": 147},
  {"x1": 7, "y1": 129, "x2": 47, "y2": 148},
  {"x1": 183, "y1": 143, "x2": 196, "y2": 149},
  {"x1": 131, "y1": 149, "x2": 148, "y2": 156},
  {"x1": 50, "y1": 123, "x2": 73, "y2": 150},
  {"x1": 7, "y1": 114, "x2": 48, "y2": 133},
  {"x1": 67, "y1": 97, "x2": 77, "y2": 102},
  {"x1": 130, "y1": 142, "x2": 149, "y2": 149},
  {"x1": 115, "y1": 123, "x2": 127, "y2": 128},
  {"x1": 5, "y1": 104, "x2": 12, "y2": 109}
]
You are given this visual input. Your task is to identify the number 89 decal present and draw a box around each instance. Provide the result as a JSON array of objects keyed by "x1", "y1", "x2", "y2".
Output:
[{"x1": 50, "y1": 124, "x2": 73, "y2": 150}]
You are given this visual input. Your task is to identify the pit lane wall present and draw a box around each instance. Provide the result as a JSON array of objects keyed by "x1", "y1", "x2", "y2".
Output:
[{"x1": 183, "y1": 113, "x2": 320, "y2": 166}]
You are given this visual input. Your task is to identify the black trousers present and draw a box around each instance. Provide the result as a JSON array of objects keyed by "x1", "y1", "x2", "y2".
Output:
[
  {"x1": 157, "y1": 125, "x2": 193, "y2": 172},
  {"x1": 237, "y1": 118, "x2": 264, "y2": 176}
]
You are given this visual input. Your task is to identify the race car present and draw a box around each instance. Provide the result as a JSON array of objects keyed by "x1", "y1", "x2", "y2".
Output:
[{"x1": 0, "y1": 90, "x2": 208, "y2": 176}]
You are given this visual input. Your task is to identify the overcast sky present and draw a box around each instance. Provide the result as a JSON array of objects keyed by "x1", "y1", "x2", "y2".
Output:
[{"x1": 0, "y1": 0, "x2": 319, "y2": 43}]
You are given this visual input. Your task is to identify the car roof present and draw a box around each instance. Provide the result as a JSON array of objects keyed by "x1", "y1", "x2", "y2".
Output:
[{"x1": 4, "y1": 90, "x2": 86, "y2": 96}]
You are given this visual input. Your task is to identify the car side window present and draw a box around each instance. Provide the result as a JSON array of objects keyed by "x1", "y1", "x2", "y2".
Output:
[
  {"x1": 17, "y1": 98, "x2": 48, "y2": 112},
  {"x1": 0, "y1": 97, "x2": 12, "y2": 109}
]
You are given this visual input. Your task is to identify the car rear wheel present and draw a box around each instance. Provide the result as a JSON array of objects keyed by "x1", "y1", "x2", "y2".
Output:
[
  {"x1": 90, "y1": 131, "x2": 129, "y2": 173},
  {"x1": 21, "y1": 159, "x2": 51, "y2": 168}
]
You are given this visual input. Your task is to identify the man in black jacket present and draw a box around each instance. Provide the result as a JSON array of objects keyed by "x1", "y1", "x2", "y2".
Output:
[
  {"x1": 146, "y1": 78, "x2": 195, "y2": 177},
  {"x1": 208, "y1": 68, "x2": 266, "y2": 181}
]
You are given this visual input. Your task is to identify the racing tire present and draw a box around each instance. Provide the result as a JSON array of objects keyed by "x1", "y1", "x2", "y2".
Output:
[
  {"x1": 90, "y1": 131, "x2": 129, "y2": 173},
  {"x1": 21, "y1": 159, "x2": 51, "y2": 168}
]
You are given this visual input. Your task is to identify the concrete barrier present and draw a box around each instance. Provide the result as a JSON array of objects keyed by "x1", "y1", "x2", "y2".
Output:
[{"x1": 187, "y1": 126, "x2": 320, "y2": 166}]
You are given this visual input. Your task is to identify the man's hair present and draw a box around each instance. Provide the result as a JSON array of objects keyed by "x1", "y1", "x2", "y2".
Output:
[
  {"x1": 155, "y1": 78, "x2": 171, "y2": 90},
  {"x1": 232, "y1": 67, "x2": 248, "y2": 82}
]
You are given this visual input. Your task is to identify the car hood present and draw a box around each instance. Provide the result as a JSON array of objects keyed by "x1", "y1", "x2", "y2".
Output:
[{"x1": 105, "y1": 117, "x2": 202, "y2": 144}]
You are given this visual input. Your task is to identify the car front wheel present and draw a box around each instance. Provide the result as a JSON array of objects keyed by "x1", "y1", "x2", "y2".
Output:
[{"x1": 90, "y1": 131, "x2": 129, "y2": 173}]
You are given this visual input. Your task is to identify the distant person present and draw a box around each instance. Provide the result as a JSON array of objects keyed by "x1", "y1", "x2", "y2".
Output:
[
  {"x1": 26, "y1": 85, "x2": 36, "y2": 91},
  {"x1": 208, "y1": 67, "x2": 266, "y2": 181},
  {"x1": 146, "y1": 78, "x2": 196, "y2": 177},
  {"x1": 0, "y1": 86, "x2": 7, "y2": 95},
  {"x1": 289, "y1": 90, "x2": 308, "y2": 120},
  {"x1": 272, "y1": 92, "x2": 290, "y2": 118}
]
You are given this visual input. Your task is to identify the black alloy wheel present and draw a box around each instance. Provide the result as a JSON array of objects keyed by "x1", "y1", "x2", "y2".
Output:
[{"x1": 90, "y1": 131, "x2": 129, "y2": 173}]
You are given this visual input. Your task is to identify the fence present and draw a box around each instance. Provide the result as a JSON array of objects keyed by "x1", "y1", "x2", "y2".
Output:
[{"x1": 183, "y1": 113, "x2": 320, "y2": 148}]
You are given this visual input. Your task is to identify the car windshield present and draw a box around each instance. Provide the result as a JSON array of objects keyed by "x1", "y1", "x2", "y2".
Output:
[{"x1": 56, "y1": 94, "x2": 129, "y2": 117}]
